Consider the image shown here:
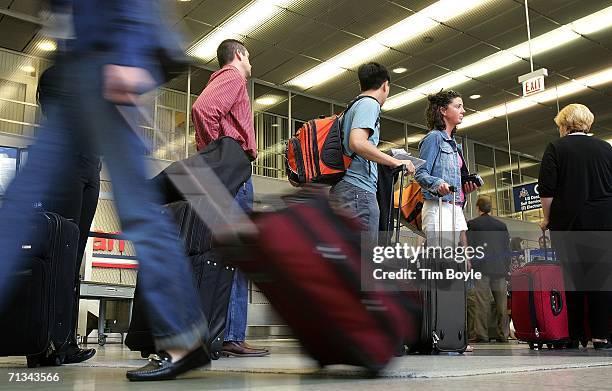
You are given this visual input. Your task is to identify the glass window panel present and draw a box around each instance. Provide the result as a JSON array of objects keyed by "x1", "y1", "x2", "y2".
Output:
[
  {"x1": 379, "y1": 118, "x2": 405, "y2": 150},
  {"x1": 494, "y1": 149, "x2": 514, "y2": 218},
  {"x1": 290, "y1": 94, "x2": 331, "y2": 123},
  {"x1": 253, "y1": 83, "x2": 289, "y2": 179},
  {"x1": 519, "y1": 155, "x2": 542, "y2": 222},
  {"x1": 473, "y1": 143, "x2": 497, "y2": 215}
]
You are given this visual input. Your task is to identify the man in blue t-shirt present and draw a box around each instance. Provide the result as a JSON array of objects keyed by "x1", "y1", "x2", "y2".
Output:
[{"x1": 330, "y1": 62, "x2": 415, "y2": 245}]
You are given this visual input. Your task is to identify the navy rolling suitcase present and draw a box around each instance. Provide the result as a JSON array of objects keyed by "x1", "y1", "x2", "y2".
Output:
[
  {"x1": 0, "y1": 212, "x2": 80, "y2": 367},
  {"x1": 410, "y1": 194, "x2": 468, "y2": 354},
  {"x1": 125, "y1": 200, "x2": 234, "y2": 360}
]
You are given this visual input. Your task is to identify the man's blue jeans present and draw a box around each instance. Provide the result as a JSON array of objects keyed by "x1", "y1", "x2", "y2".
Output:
[
  {"x1": 0, "y1": 55, "x2": 207, "y2": 351},
  {"x1": 329, "y1": 179, "x2": 380, "y2": 245},
  {"x1": 224, "y1": 178, "x2": 253, "y2": 342}
]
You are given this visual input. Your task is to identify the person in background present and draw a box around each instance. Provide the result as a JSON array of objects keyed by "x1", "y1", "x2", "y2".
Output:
[
  {"x1": 539, "y1": 103, "x2": 612, "y2": 350},
  {"x1": 329, "y1": 62, "x2": 415, "y2": 246},
  {"x1": 466, "y1": 196, "x2": 511, "y2": 343},
  {"x1": 192, "y1": 39, "x2": 268, "y2": 358},
  {"x1": 415, "y1": 89, "x2": 478, "y2": 351}
]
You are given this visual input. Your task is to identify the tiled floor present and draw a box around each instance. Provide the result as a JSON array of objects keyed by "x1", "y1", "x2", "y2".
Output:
[{"x1": 1, "y1": 340, "x2": 612, "y2": 390}]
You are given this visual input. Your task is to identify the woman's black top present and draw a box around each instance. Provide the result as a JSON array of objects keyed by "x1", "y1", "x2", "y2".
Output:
[{"x1": 538, "y1": 134, "x2": 612, "y2": 231}]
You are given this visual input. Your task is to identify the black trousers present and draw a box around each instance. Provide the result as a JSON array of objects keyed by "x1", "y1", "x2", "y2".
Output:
[
  {"x1": 553, "y1": 231, "x2": 612, "y2": 340},
  {"x1": 45, "y1": 153, "x2": 101, "y2": 346},
  {"x1": 566, "y1": 290, "x2": 612, "y2": 340}
]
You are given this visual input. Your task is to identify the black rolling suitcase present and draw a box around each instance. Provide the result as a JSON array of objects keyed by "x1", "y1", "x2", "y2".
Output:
[
  {"x1": 125, "y1": 200, "x2": 234, "y2": 360},
  {"x1": 411, "y1": 193, "x2": 468, "y2": 354},
  {"x1": 0, "y1": 212, "x2": 80, "y2": 367}
]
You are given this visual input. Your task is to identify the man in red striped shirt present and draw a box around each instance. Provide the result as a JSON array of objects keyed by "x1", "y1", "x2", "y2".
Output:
[
  {"x1": 192, "y1": 39, "x2": 256, "y2": 159},
  {"x1": 192, "y1": 39, "x2": 268, "y2": 358}
]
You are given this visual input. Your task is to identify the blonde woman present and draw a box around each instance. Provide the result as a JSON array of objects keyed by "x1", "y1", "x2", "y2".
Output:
[{"x1": 539, "y1": 103, "x2": 612, "y2": 349}]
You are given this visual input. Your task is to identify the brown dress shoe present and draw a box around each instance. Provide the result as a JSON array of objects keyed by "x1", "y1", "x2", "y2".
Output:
[
  {"x1": 221, "y1": 341, "x2": 270, "y2": 357},
  {"x1": 239, "y1": 341, "x2": 269, "y2": 353}
]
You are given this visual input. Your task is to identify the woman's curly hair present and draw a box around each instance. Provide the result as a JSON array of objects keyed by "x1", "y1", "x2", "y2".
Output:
[{"x1": 425, "y1": 89, "x2": 462, "y2": 134}]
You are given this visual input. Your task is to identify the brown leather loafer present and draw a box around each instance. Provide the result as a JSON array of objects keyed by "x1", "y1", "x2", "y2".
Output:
[{"x1": 221, "y1": 341, "x2": 270, "y2": 357}]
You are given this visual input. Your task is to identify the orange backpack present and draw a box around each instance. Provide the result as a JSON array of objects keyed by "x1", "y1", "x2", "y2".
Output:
[{"x1": 285, "y1": 96, "x2": 376, "y2": 186}]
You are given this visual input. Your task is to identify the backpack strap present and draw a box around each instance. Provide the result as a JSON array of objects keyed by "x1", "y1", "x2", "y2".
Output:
[{"x1": 341, "y1": 95, "x2": 381, "y2": 163}]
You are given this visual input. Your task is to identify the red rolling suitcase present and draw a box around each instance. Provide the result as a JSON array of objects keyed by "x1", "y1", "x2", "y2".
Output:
[
  {"x1": 217, "y1": 192, "x2": 421, "y2": 374},
  {"x1": 510, "y1": 262, "x2": 569, "y2": 349}
]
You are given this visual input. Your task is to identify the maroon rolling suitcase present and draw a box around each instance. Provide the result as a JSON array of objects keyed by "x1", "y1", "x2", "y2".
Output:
[
  {"x1": 217, "y1": 192, "x2": 420, "y2": 374},
  {"x1": 511, "y1": 262, "x2": 569, "y2": 349}
]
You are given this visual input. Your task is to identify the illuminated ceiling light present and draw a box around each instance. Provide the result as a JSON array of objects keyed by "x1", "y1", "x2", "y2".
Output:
[
  {"x1": 21, "y1": 65, "x2": 35, "y2": 73},
  {"x1": 469, "y1": 94, "x2": 481, "y2": 99},
  {"x1": 187, "y1": 0, "x2": 295, "y2": 61},
  {"x1": 459, "y1": 66, "x2": 612, "y2": 129},
  {"x1": 393, "y1": 67, "x2": 408, "y2": 74},
  {"x1": 37, "y1": 40, "x2": 57, "y2": 52},
  {"x1": 383, "y1": 5, "x2": 612, "y2": 111},
  {"x1": 286, "y1": 0, "x2": 491, "y2": 89},
  {"x1": 254, "y1": 96, "x2": 280, "y2": 106}
]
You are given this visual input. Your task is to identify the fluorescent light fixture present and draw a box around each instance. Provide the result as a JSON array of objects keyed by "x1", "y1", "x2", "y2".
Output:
[
  {"x1": 383, "y1": 5, "x2": 612, "y2": 111},
  {"x1": 255, "y1": 96, "x2": 280, "y2": 106},
  {"x1": 21, "y1": 65, "x2": 35, "y2": 73},
  {"x1": 459, "y1": 66, "x2": 612, "y2": 129},
  {"x1": 469, "y1": 94, "x2": 481, "y2": 99},
  {"x1": 37, "y1": 40, "x2": 57, "y2": 52},
  {"x1": 287, "y1": 0, "x2": 491, "y2": 89},
  {"x1": 393, "y1": 67, "x2": 408, "y2": 74},
  {"x1": 187, "y1": 0, "x2": 293, "y2": 61}
]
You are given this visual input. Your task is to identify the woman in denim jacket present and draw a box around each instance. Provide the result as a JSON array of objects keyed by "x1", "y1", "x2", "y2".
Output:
[
  {"x1": 415, "y1": 90, "x2": 477, "y2": 237},
  {"x1": 415, "y1": 90, "x2": 478, "y2": 351}
]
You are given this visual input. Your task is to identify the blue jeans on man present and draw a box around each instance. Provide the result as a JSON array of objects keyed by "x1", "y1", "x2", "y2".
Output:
[
  {"x1": 330, "y1": 179, "x2": 380, "y2": 245},
  {"x1": 221, "y1": 178, "x2": 269, "y2": 357}
]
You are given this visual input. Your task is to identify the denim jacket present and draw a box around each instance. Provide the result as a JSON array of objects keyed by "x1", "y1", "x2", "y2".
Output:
[{"x1": 414, "y1": 129, "x2": 469, "y2": 203}]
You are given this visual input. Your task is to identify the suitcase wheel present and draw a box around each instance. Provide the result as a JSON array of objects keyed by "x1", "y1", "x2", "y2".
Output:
[
  {"x1": 581, "y1": 338, "x2": 589, "y2": 348},
  {"x1": 528, "y1": 342, "x2": 543, "y2": 350},
  {"x1": 210, "y1": 350, "x2": 220, "y2": 360},
  {"x1": 26, "y1": 356, "x2": 40, "y2": 368}
]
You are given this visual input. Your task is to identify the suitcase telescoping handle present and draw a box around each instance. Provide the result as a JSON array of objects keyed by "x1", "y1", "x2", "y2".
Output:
[
  {"x1": 437, "y1": 186, "x2": 457, "y2": 248},
  {"x1": 391, "y1": 164, "x2": 408, "y2": 244}
]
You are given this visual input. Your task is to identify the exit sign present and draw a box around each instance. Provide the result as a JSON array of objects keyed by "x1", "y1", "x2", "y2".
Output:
[
  {"x1": 518, "y1": 68, "x2": 548, "y2": 97},
  {"x1": 522, "y1": 76, "x2": 545, "y2": 96}
]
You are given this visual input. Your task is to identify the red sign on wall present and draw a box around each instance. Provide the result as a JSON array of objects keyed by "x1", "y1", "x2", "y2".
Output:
[{"x1": 92, "y1": 231, "x2": 125, "y2": 254}]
